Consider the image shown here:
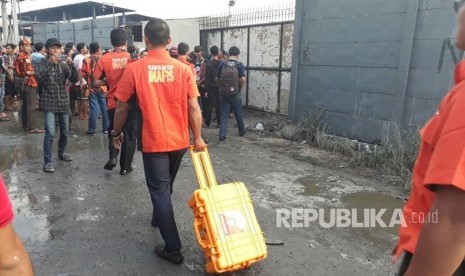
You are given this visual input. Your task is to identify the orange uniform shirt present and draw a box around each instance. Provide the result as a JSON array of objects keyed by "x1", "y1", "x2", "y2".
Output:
[
  {"x1": 114, "y1": 49, "x2": 199, "y2": 153},
  {"x1": 15, "y1": 51, "x2": 38, "y2": 87},
  {"x1": 178, "y1": 55, "x2": 195, "y2": 76},
  {"x1": 93, "y1": 49, "x2": 130, "y2": 109},
  {"x1": 394, "y1": 81, "x2": 465, "y2": 259},
  {"x1": 81, "y1": 55, "x2": 107, "y2": 93}
]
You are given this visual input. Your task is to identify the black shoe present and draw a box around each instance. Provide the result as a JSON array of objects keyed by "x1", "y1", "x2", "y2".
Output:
[
  {"x1": 120, "y1": 166, "x2": 135, "y2": 175},
  {"x1": 58, "y1": 154, "x2": 73, "y2": 162},
  {"x1": 239, "y1": 130, "x2": 246, "y2": 137},
  {"x1": 104, "y1": 158, "x2": 117, "y2": 170},
  {"x1": 86, "y1": 130, "x2": 96, "y2": 135},
  {"x1": 219, "y1": 136, "x2": 226, "y2": 141},
  {"x1": 155, "y1": 244, "x2": 184, "y2": 264}
]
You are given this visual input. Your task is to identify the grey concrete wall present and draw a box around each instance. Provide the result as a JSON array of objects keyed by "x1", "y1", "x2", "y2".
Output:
[
  {"x1": 166, "y1": 18, "x2": 200, "y2": 50},
  {"x1": 32, "y1": 18, "x2": 116, "y2": 49},
  {"x1": 92, "y1": 18, "x2": 114, "y2": 49},
  {"x1": 201, "y1": 22, "x2": 294, "y2": 113},
  {"x1": 290, "y1": 0, "x2": 459, "y2": 142}
]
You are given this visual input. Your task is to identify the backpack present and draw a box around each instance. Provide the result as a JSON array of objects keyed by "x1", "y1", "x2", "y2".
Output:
[
  {"x1": 219, "y1": 59, "x2": 239, "y2": 97},
  {"x1": 207, "y1": 59, "x2": 220, "y2": 88}
]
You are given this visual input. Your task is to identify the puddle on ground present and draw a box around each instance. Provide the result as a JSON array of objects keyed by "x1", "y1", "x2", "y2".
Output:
[
  {"x1": 0, "y1": 142, "x2": 42, "y2": 172},
  {"x1": 295, "y1": 173, "x2": 368, "y2": 199},
  {"x1": 296, "y1": 176, "x2": 322, "y2": 196},
  {"x1": 341, "y1": 191, "x2": 404, "y2": 250},
  {"x1": 7, "y1": 172, "x2": 50, "y2": 245}
]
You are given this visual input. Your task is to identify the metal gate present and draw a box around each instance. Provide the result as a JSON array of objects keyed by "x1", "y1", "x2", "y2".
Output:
[{"x1": 199, "y1": 2, "x2": 295, "y2": 114}]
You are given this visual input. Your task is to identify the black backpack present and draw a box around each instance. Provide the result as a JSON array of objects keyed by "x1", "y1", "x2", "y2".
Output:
[{"x1": 219, "y1": 59, "x2": 239, "y2": 97}]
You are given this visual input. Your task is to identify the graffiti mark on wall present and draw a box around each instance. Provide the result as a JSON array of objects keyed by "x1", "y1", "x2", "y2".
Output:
[{"x1": 438, "y1": 38, "x2": 464, "y2": 73}]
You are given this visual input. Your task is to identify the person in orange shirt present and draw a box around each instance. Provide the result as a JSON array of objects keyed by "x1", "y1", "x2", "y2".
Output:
[
  {"x1": 177, "y1": 42, "x2": 195, "y2": 75},
  {"x1": 81, "y1": 42, "x2": 109, "y2": 135},
  {"x1": 113, "y1": 19, "x2": 205, "y2": 264},
  {"x1": 0, "y1": 175, "x2": 34, "y2": 275},
  {"x1": 93, "y1": 28, "x2": 136, "y2": 175},
  {"x1": 394, "y1": 6, "x2": 465, "y2": 275},
  {"x1": 15, "y1": 37, "x2": 43, "y2": 134}
]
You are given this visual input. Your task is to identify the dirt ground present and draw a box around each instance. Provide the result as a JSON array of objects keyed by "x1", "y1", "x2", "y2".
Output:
[{"x1": 0, "y1": 109, "x2": 404, "y2": 275}]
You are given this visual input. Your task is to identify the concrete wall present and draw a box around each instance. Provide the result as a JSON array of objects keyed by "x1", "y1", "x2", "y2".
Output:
[
  {"x1": 201, "y1": 22, "x2": 294, "y2": 114},
  {"x1": 32, "y1": 18, "x2": 117, "y2": 49},
  {"x1": 166, "y1": 18, "x2": 200, "y2": 50},
  {"x1": 290, "y1": 0, "x2": 458, "y2": 142},
  {"x1": 32, "y1": 18, "x2": 201, "y2": 53}
]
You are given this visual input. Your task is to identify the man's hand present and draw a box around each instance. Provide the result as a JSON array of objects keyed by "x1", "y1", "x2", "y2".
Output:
[
  {"x1": 50, "y1": 55, "x2": 60, "y2": 64},
  {"x1": 193, "y1": 137, "x2": 206, "y2": 152},
  {"x1": 112, "y1": 132, "x2": 125, "y2": 151}
]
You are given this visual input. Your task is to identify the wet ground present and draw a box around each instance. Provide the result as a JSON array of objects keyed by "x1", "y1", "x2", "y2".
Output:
[{"x1": 0, "y1": 110, "x2": 404, "y2": 275}]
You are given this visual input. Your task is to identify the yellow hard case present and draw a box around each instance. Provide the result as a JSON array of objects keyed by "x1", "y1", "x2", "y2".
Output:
[{"x1": 188, "y1": 146, "x2": 267, "y2": 274}]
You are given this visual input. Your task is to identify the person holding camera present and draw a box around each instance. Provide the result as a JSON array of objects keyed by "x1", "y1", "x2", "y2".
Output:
[{"x1": 34, "y1": 38, "x2": 76, "y2": 173}]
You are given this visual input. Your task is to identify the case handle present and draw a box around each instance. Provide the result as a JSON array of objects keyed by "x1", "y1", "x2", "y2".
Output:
[
  {"x1": 190, "y1": 145, "x2": 218, "y2": 189},
  {"x1": 194, "y1": 218, "x2": 209, "y2": 249}
]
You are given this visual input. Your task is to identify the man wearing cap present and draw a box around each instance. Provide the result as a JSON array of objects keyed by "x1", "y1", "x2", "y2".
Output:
[
  {"x1": 15, "y1": 37, "x2": 43, "y2": 133},
  {"x1": 35, "y1": 38, "x2": 75, "y2": 173},
  {"x1": 169, "y1": 47, "x2": 178, "y2": 59}
]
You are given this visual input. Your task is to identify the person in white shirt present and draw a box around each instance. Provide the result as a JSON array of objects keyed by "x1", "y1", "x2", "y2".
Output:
[{"x1": 73, "y1": 42, "x2": 89, "y2": 120}]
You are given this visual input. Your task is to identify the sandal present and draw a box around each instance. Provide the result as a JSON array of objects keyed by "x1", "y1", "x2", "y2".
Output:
[{"x1": 29, "y1": 128, "x2": 45, "y2": 134}]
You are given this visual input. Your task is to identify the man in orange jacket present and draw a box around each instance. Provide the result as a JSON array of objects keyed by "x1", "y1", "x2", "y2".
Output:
[
  {"x1": 394, "y1": 5, "x2": 465, "y2": 275},
  {"x1": 113, "y1": 19, "x2": 205, "y2": 264}
]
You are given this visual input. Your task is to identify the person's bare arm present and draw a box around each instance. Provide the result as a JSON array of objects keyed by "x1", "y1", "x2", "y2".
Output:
[
  {"x1": 0, "y1": 224, "x2": 33, "y2": 276},
  {"x1": 405, "y1": 185, "x2": 465, "y2": 276},
  {"x1": 93, "y1": 79, "x2": 106, "y2": 87},
  {"x1": 112, "y1": 100, "x2": 131, "y2": 150},
  {"x1": 188, "y1": 97, "x2": 206, "y2": 151},
  {"x1": 239, "y1": 77, "x2": 246, "y2": 91}
]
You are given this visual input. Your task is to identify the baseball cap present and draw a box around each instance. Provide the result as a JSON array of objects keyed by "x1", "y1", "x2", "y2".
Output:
[
  {"x1": 169, "y1": 46, "x2": 179, "y2": 56},
  {"x1": 45, "y1": 38, "x2": 61, "y2": 48}
]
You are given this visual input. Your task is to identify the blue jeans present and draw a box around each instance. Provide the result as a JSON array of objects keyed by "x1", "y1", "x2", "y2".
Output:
[
  {"x1": 88, "y1": 92, "x2": 109, "y2": 132},
  {"x1": 219, "y1": 94, "x2": 245, "y2": 138},
  {"x1": 44, "y1": 111, "x2": 69, "y2": 164}
]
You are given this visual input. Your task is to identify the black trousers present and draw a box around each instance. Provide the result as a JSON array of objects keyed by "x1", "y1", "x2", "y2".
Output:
[
  {"x1": 142, "y1": 149, "x2": 187, "y2": 252},
  {"x1": 20, "y1": 86, "x2": 37, "y2": 130},
  {"x1": 108, "y1": 108, "x2": 137, "y2": 170},
  {"x1": 398, "y1": 251, "x2": 465, "y2": 275},
  {"x1": 204, "y1": 87, "x2": 221, "y2": 127}
]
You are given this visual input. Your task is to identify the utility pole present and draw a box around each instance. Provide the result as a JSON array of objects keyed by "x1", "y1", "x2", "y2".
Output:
[
  {"x1": 1, "y1": 0, "x2": 8, "y2": 43},
  {"x1": 11, "y1": 0, "x2": 18, "y2": 43}
]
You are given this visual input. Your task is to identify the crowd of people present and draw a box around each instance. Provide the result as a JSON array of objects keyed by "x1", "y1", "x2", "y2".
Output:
[
  {"x1": 0, "y1": 17, "x2": 249, "y2": 270},
  {"x1": 0, "y1": 27, "x2": 247, "y2": 174},
  {"x1": 3, "y1": 7, "x2": 465, "y2": 275}
]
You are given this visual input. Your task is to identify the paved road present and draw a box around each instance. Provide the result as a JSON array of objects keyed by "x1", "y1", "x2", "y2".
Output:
[{"x1": 0, "y1": 111, "x2": 400, "y2": 275}]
